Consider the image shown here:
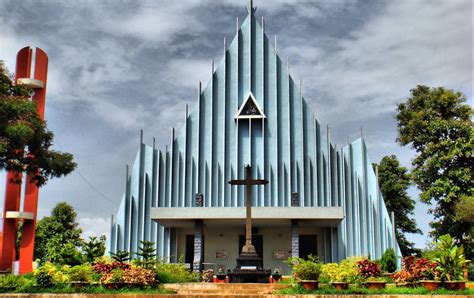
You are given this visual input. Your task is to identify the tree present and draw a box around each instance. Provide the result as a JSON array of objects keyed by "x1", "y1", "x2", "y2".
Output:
[
  {"x1": 135, "y1": 240, "x2": 157, "y2": 269},
  {"x1": 83, "y1": 236, "x2": 106, "y2": 263},
  {"x1": 0, "y1": 65, "x2": 76, "y2": 186},
  {"x1": 34, "y1": 202, "x2": 83, "y2": 264},
  {"x1": 376, "y1": 155, "x2": 422, "y2": 256},
  {"x1": 110, "y1": 250, "x2": 130, "y2": 264},
  {"x1": 396, "y1": 85, "x2": 473, "y2": 258}
]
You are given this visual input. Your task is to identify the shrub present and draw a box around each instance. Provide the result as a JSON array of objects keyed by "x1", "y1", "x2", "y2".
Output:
[
  {"x1": 68, "y1": 264, "x2": 94, "y2": 282},
  {"x1": 320, "y1": 257, "x2": 362, "y2": 284},
  {"x1": 391, "y1": 256, "x2": 440, "y2": 284},
  {"x1": 33, "y1": 262, "x2": 69, "y2": 286},
  {"x1": 286, "y1": 255, "x2": 322, "y2": 281},
  {"x1": 357, "y1": 259, "x2": 381, "y2": 278},
  {"x1": 34, "y1": 267, "x2": 54, "y2": 288},
  {"x1": 155, "y1": 262, "x2": 199, "y2": 283},
  {"x1": 0, "y1": 274, "x2": 28, "y2": 291},
  {"x1": 102, "y1": 268, "x2": 125, "y2": 284},
  {"x1": 380, "y1": 248, "x2": 397, "y2": 273},
  {"x1": 122, "y1": 266, "x2": 156, "y2": 286},
  {"x1": 92, "y1": 261, "x2": 130, "y2": 275}
]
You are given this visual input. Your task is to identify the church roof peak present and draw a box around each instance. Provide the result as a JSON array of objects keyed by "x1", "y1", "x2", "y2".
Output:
[{"x1": 246, "y1": 0, "x2": 257, "y2": 15}]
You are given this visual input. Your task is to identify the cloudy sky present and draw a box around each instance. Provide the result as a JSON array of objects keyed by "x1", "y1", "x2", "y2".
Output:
[{"x1": 0, "y1": 0, "x2": 472, "y2": 249}]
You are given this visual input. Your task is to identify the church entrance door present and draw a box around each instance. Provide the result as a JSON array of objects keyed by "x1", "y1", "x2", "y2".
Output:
[
  {"x1": 299, "y1": 235, "x2": 318, "y2": 259},
  {"x1": 239, "y1": 235, "x2": 263, "y2": 267}
]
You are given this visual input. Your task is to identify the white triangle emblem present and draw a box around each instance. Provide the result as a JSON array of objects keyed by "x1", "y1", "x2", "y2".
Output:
[{"x1": 235, "y1": 92, "x2": 266, "y2": 119}]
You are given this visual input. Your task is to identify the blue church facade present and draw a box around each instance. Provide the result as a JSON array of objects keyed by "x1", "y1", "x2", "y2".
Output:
[{"x1": 108, "y1": 3, "x2": 401, "y2": 273}]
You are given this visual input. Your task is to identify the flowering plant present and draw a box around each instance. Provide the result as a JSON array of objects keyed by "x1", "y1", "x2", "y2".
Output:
[
  {"x1": 357, "y1": 259, "x2": 381, "y2": 278},
  {"x1": 321, "y1": 257, "x2": 362, "y2": 283},
  {"x1": 33, "y1": 262, "x2": 69, "y2": 285}
]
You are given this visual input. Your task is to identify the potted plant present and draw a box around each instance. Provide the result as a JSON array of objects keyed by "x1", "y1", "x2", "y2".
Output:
[
  {"x1": 432, "y1": 234, "x2": 470, "y2": 290},
  {"x1": 322, "y1": 257, "x2": 360, "y2": 290},
  {"x1": 201, "y1": 269, "x2": 214, "y2": 283},
  {"x1": 287, "y1": 255, "x2": 321, "y2": 290},
  {"x1": 392, "y1": 256, "x2": 418, "y2": 287},
  {"x1": 414, "y1": 258, "x2": 441, "y2": 291},
  {"x1": 357, "y1": 259, "x2": 387, "y2": 290},
  {"x1": 272, "y1": 269, "x2": 282, "y2": 282},
  {"x1": 216, "y1": 268, "x2": 227, "y2": 281}
]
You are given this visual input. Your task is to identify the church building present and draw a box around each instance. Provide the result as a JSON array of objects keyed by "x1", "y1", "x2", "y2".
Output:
[{"x1": 108, "y1": 2, "x2": 401, "y2": 274}]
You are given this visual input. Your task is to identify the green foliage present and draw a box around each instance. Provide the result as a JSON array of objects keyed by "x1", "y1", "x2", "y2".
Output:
[
  {"x1": 110, "y1": 250, "x2": 130, "y2": 264},
  {"x1": 135, "y1": 240, "x2": 157, "y2": 269},
  {"x1": 83, "y1": 236, "x2": 106, "y2": 263},
  {"x1": 34, "y1": 266, "x2": 54, "y2": 288},
  {"x1": 155, "y1": 261, "x2": 199, "y2": 283},
  {"x1": 432, "y1": 234, "x2": 470, "y2": 281},
  {"x1": 320, "y1": 257, "x2": 362, "y2": 284},
  {"x1": 68, "y1": 264, "x2": 94, "y2": 283},
  {"x1": 286, "y1": 255, "x2": 322, "y2": 281},
  {"x1": 0, "y1": 66, "x2": 76, "y2": 186},
  {"x1": 396, "y1": 85, "x2": 473, "y2": 257},
  {"x1": 380, "y1": 248, "x2": 397, "y2": 273},
  {"x1": 0, "y1": 274, "x2": 28, "y2": 291},
  {"x1": 34, "y1": 202, "x2": 83, "y2": 264},
  {"x1": 454, "y1": 195, "x2": 474, "y2": 222},
  {"x1": 376, "y1": 155, "x2": 422, "y2": 256}
]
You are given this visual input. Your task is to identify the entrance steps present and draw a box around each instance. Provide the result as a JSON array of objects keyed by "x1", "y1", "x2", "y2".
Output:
[{"x1": 163, "y1": 282, "x2": 290, "y2": 296}]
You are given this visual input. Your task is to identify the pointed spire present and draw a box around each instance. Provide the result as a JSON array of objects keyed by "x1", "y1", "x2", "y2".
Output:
[
  {"x1": 262, "y1": 17, "x2": 265, "y2": 32},
  {"x1": 140, "y1": 129, "x2": 144, "y2": 144},
  {"x1": 360, "y1": 125, "x2": 364, "y2": 139},
  {"x1": 247, "y1": 0, "x2": 256, "y2": 14},
  {"x1": 274, "y1": 35, "x2": 277, "y2": 53},
  {"x1": 224, "y1": 37, "x2": 227, "y2": 55},
  {"x1": 153, "y1": 137, "x2": 156, "y2": 149},
  {"x1": 211, "y1": 60, "x2": 214, "y2": 74},
  {"x1": 185, "y1": 104, "x2": 189, "y2": 118},
  {"x1": 236, "y1": 17, "x2": 239, "y2": 33}
]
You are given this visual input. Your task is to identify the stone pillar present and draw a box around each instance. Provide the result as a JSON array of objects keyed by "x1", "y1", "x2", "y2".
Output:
[
  {"x1": 291, "y1": 192, "x2": 299, "y2": 207},
  {"x1": 291, "y1": 219, "x2": 299, "y2": 258},
  {"x1": 193, "y1": 219, "x2": 203, "y2": 273},
  {"x1": 195, "y1": 193, "x2": 204, "y2": 207}
]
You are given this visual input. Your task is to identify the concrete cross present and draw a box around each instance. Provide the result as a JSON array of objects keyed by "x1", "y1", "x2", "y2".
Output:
[{"x1": 229, "y1": 165, "x2": 268, "y2": 256}]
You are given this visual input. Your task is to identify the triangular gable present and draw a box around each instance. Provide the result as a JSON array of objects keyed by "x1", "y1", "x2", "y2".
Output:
[{"x1": 235, "y1": 92, "x2": 266, "y2": 119}]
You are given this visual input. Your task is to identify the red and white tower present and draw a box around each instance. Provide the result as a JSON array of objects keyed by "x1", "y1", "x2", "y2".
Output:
[{"x1": 0, "y1": 47, "x2": 48, "y2": 274}]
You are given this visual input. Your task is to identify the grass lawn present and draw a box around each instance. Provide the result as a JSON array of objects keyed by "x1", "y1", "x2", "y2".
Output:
[{"x1": 275, "y1": 284, "x2": 474, "y2": 295}]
